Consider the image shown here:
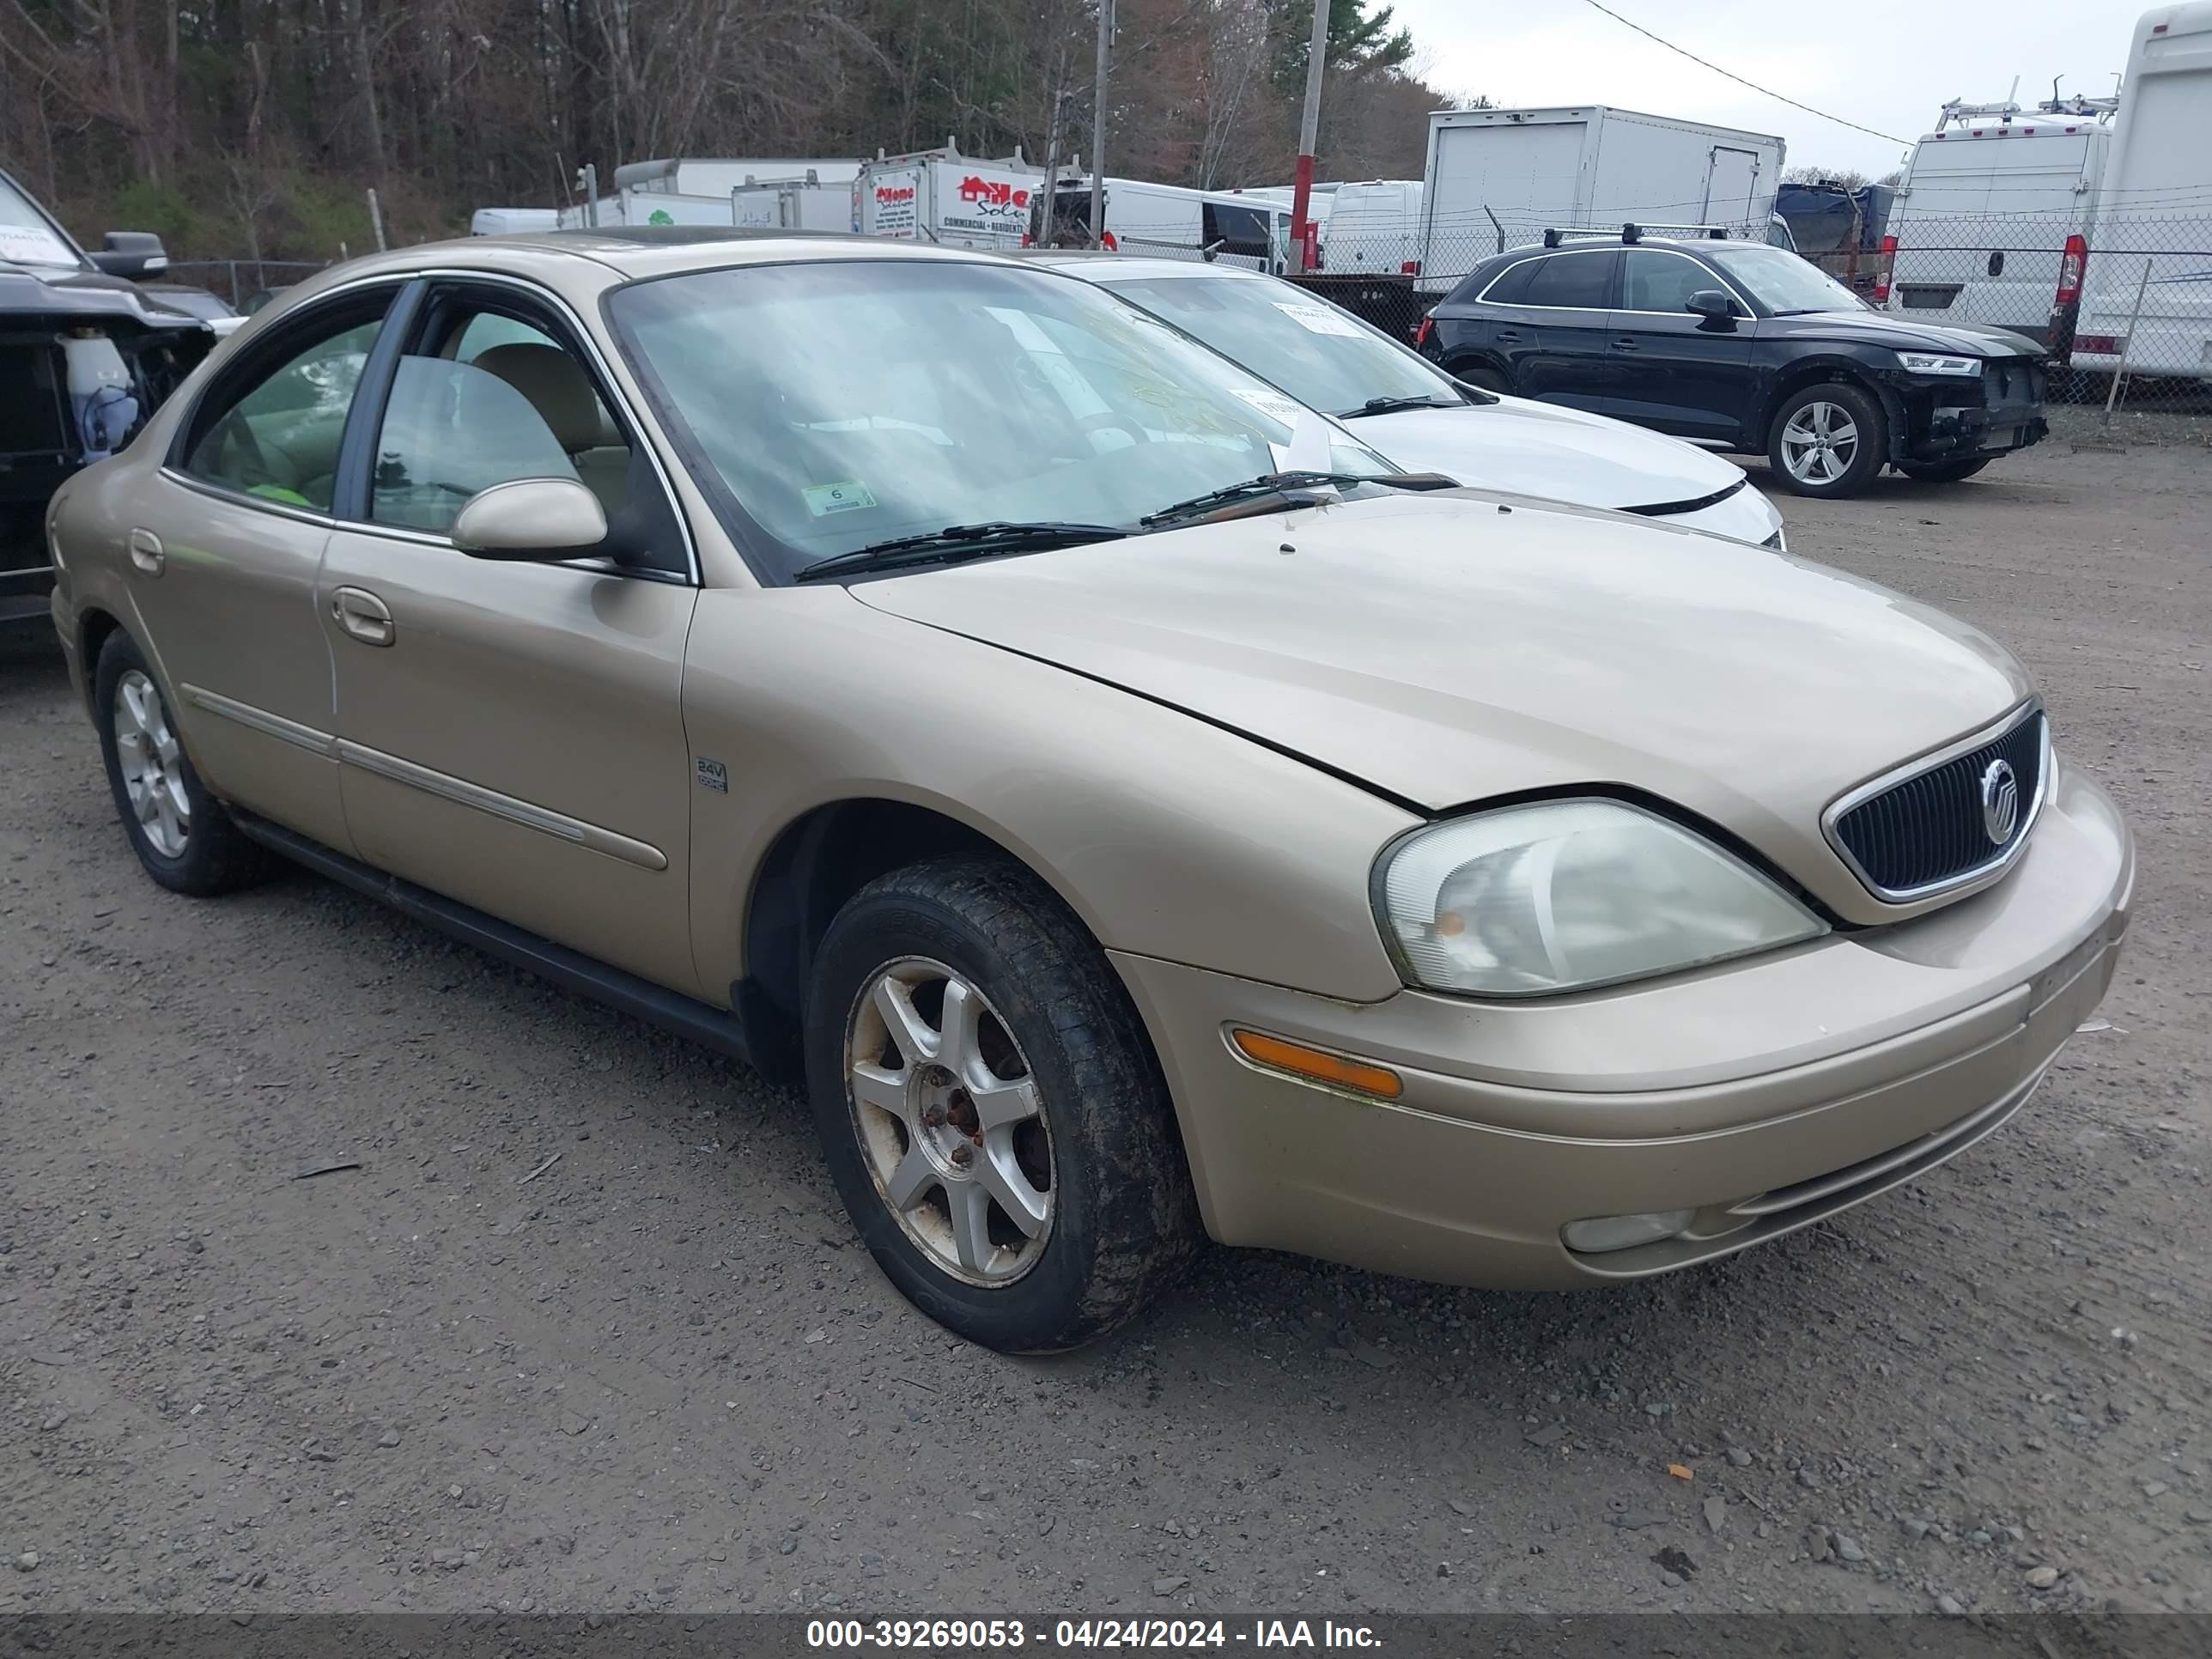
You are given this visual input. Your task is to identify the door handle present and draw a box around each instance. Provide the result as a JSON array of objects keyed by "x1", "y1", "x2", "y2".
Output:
[
  {"x1": 127, "y1": 527, "x2": 164, "y2": 575},
  {"x1": 331, "y1": 586, "x2": 394, "y2": 647},
  {"x1": 1609, "y1": 337, "x2": 1640, "y2": 351},
  {"x1": 1496, "y1": 329, "x2": 1522, "y2": 342}
]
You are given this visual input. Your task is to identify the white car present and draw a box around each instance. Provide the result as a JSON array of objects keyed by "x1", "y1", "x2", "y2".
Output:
[{"x1": 1022, "y1": 252, "x2": 1784, "y2": 549}]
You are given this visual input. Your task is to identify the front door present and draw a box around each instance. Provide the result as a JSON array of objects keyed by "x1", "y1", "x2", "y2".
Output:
[
  {"x1": 1604, "y1": 249, "x2": 1755, "y2": 442},
  {"x1": 317, "y1": 279, "x2": 702, "y2": 994},
  {"x1": 123, "y1": 283, "x2": 405, "y2": 853}
]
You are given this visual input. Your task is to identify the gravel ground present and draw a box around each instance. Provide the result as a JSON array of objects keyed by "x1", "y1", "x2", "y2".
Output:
[{"x1": 3, "y1": 436, "x2": 2208, "y2": 1620}]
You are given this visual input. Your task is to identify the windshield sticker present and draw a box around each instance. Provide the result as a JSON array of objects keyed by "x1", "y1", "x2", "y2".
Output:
[
  {"x1": 803, "y1": 481, "x2": 878, "y2": 517},
  {"x1": 0, "y1": 222, "x2": 76, "y2": 267},
  {"x1": 1273, "y1": 301, "x2": 1365, "y2": 337},
  {"x1": 1230, "y1": 386, "x2": 1305, "y2": 427}
]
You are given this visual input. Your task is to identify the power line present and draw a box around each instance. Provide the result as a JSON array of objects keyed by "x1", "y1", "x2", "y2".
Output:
[{"x1": 1578, "y1": 0, "x2": 1911, "y2": 147}]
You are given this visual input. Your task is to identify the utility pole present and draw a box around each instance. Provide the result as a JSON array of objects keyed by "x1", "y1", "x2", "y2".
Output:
[
  {"x1": 1089, "y1": 0, "x2": 1111, "y2": 247},
  {"x1": 1288, "y1": 0, "x2": 1330, "y2": 273}
]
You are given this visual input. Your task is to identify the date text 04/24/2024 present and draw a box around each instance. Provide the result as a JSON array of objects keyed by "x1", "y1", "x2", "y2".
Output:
[{"x1": 805, "y1": 1620, "x2": 1382, "y2": 1649}]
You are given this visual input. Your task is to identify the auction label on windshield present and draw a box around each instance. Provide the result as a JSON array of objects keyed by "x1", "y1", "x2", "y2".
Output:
[
  {"x1": 805, "y1": 481, "x2": 879, "y2": 517},
  {"x1": 1272, "y1": 302, "x2": 1366, "y2": 338}
]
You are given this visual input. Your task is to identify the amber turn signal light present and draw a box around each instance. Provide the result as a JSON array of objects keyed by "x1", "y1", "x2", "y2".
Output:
[{"x1": 1230, "y1": 1029, "x2": 1403, "y2": 1099}]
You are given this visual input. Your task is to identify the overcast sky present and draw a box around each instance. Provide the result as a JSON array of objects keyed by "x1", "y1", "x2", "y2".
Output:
[{"x1": 1388, "y1": 0, "x2": 2143, "y2": 179}]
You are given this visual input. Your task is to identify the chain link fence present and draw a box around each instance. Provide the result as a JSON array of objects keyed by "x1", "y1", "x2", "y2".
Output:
[{"x1": 161, "y1": 259, "x2": 330, "y2": 313}]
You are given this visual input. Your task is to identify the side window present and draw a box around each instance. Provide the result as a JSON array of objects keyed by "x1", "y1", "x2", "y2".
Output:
[
  {"x1": 1473, "y1": 258, "x2": 1540, "y2": 305},
  {"x1": 372, "y1": 301, "x2": 632, "y2": 536},
  {"x1": 1521, "y1": 251, "x2": 1618, "y2": 310},
  {"x1": 181, "y1": 301, "x2": 391, "y2": 510},
  {"x1": 1622, "y1": 251, "x2": 1719, "y2": 314},
  {"x1": 1202, "y1": 202, "x2": 1272, "y2": 262}
]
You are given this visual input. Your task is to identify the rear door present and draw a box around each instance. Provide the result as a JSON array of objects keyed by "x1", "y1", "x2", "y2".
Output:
[
  {"x1": 1605, "y1": 247, "x2": 1754, "y2": 441},
  {"x1": 1511, "y1": 246, "x2": 1621, "y2": 410},
  {"x1": 129, "y1": 281, "x2": 406, "y2": 853}
]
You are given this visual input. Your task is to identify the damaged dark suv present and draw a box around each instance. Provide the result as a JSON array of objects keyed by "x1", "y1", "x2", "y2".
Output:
[
  {"x1": 3, "y1": 167, "x2": 214, "y2": 623},
  {"x1": 1417, "y1": 227, "x2": 2048, "y2": 499}
]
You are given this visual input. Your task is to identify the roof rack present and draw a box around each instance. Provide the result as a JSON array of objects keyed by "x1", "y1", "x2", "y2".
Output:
[{"x1": 1540, "y1": 222, "x2": 1732, "y2": 248}]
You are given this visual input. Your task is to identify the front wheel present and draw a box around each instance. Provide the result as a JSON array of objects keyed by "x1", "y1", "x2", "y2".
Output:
[
  {"x1": 1897, "y1": 456, "x2": 1990, "y2": 483},
  {"x1": 1765, "y1": 382, "x2": 1887, "y2": 497},
  {"x1": 804, "y1": 856, "x2": 1200, "y2": 1351}
]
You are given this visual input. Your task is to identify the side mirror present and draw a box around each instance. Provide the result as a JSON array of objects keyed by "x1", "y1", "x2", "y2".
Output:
[
  {"x1": 1686, "y1": 289, "x2": 1737, "y2": 326},
  {"x1": 450, "y1": 477, "x2": 608, "y2": 560},
  {"x1": 89, "y1": 231, "x2": 170, "y2": 280}
]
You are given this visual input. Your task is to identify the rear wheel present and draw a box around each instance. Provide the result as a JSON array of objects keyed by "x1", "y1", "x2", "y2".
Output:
[
  {"x1": 1765, "y1": 382, "x2": 1887, "y2": 497},
  {"x1": 1897, "y1": 457, "x2": 1990, "y2": 483},
  {"x1": 804, "y1": 855, "x2": 1200, "y2": 1351},
  {"x1": 94, "y1": 630, "x2": 270, "y2": 896},
  {"x1": 1450, "y1": 362, "x2": 1510, "y2": 395}
]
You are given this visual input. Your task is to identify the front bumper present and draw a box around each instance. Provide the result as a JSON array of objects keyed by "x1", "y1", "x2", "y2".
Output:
[
  {"x1": 1113, "y1": 759, "x2": 2131, "y2": 1290},
  {"x1": 1899, "y1": 361, "x2": 2049, "y2": 462}
]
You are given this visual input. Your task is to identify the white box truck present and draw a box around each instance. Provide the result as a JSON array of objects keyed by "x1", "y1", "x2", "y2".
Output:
[
  {"x1": 732, "y1": 178, "x2": 855, "y2": 234},
  {"x1": 1030, "y1": 178, "x2": 1291, "y2": 270},
  {"x1": 2070, "y1": 2, "x2": 2212, "y2": 381},
  {"x1": 856, "y1": 145, "x2": 1042, "y2": 250},
  {"x1": 1877, "y1": 95, "x2": 2118, "y2": 346},
  {"x1": 1416, "y1": 106, "x2": 1785, "y2": 291}
]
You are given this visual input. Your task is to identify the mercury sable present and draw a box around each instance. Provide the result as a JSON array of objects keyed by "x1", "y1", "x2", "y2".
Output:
[{"x1": 46, "y1": 230, "x2": 2131, "y2": 1352}]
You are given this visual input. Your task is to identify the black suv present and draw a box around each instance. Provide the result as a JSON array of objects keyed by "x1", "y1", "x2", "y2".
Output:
[
  {"x1": 1416, "y1": 227, "x2": 2049, "y2": 498},
  {"x1": 3, "y1": 167, "x2": 211, "y2": 623}
]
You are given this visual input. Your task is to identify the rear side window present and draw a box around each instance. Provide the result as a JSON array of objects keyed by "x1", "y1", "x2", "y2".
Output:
[
  {"x1": 179, "y1": 297, "x2": 393, "y2": 511},
  {"x1": 1470, "y1": 258, "x2": 1540, "y2": 305},
  {"x1": 1520, "y1": 251, "x2": 1617, "y2": 309}
]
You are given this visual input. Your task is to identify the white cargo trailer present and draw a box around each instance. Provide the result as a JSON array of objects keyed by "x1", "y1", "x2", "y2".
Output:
[
  {"x1": 855, "y1": 145, "x2": 1042, "y2": 250},
  {"x1": 2071, "y1": 2, "x2": 2212, "y2": 381},
  {"x1": 615, "y1": 157, "x2": 863, "y2": 195},
  {"x1": 1416, "y1": 106, "x2": 1785, "y2": 291},
  {"x1": 1878, "y1": 95, "x2": 2118, "y2": 346},
  {"x1": 732, "y1": 179, "x2": 856, "y2": 234}
]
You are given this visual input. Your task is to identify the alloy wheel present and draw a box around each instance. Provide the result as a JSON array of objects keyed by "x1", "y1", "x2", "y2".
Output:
[
  {"x1": 1779, "y1": 400, "x2": 1860, "y2": 486},
  {"x1": 845, "y1": 957, "x2": 1055, "y2": 1285},
  {"x1": 112, "y1": 669, "x2": 191, "y2": 858}
]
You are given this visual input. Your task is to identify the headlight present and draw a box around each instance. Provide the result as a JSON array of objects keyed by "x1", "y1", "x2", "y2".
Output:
[
  {"x1": 1897, "y1": 351, "x2": 1982, "y2": 377},
  {"x1": 1372, "y1": 799, "x2": 1826, "y2": 997}
]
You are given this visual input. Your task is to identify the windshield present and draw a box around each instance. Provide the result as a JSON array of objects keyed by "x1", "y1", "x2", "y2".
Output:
[
  {"x1": 1704, "y1": 245, "x2": 1865, "y2": 314},
  {"x1": 0, "y1": 172, "x2": 82, "y2": 269},
  {"x1": 608, "y1": 258, "x2": 1390, "y2": 578},
  {"x1": 1103, "y1": 273, "x2": 1461, "y2": 416}
]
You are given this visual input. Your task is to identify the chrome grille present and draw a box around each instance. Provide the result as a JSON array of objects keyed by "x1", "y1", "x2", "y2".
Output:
[{"x1": 1828, "y1": 708, "x2": 2047, "y2": 901}]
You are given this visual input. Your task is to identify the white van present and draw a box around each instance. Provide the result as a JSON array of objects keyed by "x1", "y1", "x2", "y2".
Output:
[
  {"x1": 1878, "y1": 95, "x2": 2118, "y2": 346},
  {"x1": 1032, "y1": 179, "x2": 1290, "y2": 271},
  {"x1": 1322, "y1": 181, "x2": 1425, "y2": 274},
  {"x1": 2072, "y1": 2, "x2": 2212, "y2": 380}
]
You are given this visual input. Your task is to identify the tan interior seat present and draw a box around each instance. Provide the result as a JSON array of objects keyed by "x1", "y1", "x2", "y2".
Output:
[{"x1": 470, "y1": 343, "x2": 632, "y2": 517}]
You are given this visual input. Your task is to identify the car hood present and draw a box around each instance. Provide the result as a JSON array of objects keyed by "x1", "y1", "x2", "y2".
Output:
[
  {"x1": 850, "y1": 492, "x2": 2032, "y2": 921},
  {"x1": 1352, "y1": 395, "x2": 1751, "y2": 511},
  {"x1": 0, "y1": 258, "x2": 213, "y2": 333},
  {"x1": 1762, "y1": 310, "x2": 2045, "y2": 357}
]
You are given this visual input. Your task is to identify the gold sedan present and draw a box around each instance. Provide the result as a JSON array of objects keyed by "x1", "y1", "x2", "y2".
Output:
[{"x1": 46, "y1": 231, "x2": 2132, "y2": 1350}]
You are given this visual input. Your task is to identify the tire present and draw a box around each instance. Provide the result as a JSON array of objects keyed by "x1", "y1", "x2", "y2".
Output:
[
  {"x1": 804, "y1": 854, "x2": 1200, "y2": 1352},
  {"x1": 1765, "y1": 381, "x2": 1887, "y2": 498},
  {"x1": 1450, "y1": 362, "x2": 1510, "y2": 395},
  {"x1": 94, "y1": 630, "x2": 270, "y2": 896},
  {"x1": 1897, "y1": 457, "x2": 1990, "y2": 483}
]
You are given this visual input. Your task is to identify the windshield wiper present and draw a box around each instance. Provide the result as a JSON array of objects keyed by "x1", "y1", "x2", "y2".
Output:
[
  {"x1": 793, "y1": 521, "x2": 1127, "y2": 582},
  {"x1": 1337, "y1": 394, "x2": 1465, "y2": 418},
  {"x1": 1139, "y1": 468, "x2": 1458, "y2": 528},
  {"x1": 1139, "y1": 471, "x2": 1383, "y2": 527}
]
